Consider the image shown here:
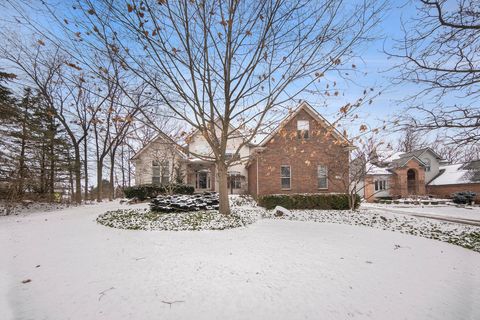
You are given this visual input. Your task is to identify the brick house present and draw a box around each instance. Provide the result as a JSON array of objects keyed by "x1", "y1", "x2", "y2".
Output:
[
  {"x1": 131, "y1": 102, "x2": 352, "y2": 197},
  {"x1": 359, "y1": 148, "x2": 480, "y2": 203},
  {"x1": 247, "y1": 102, "x2": 351, "y2": 197},
  {"x1": 427, "y1": 160, "x2": 480, "y2": 203},
  {"x1": 359, "y1": 148, "x2": 442, "y2": 202}
]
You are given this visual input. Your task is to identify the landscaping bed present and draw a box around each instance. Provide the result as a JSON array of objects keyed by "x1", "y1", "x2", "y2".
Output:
[
  {"x1": 97, "y1": 207, "x2": 263, "y2": 231},
  {"x1": 265, "y1": 208, "x2": 480, "y2": 252}
]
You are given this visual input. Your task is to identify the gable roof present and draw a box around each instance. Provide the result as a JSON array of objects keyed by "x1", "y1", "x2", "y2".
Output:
[
  {"x1": 256, "y1": 101, "x2": 350, "y2": 147},
  {"x1": 130, "y1": 131, "x2": 187, "y2": 160},
  {"x1": 184, "y1": 117, "x2": 250, "y2": 143},
  {"x1": 391, "y1": 155, "x2": 427, "y2": 168},
  {"x1": 428, "y1": 162, "x2": 480, "y2": 186},
  {"x1": 399, "y1": 147, "x2": 443, "y2": 160}
]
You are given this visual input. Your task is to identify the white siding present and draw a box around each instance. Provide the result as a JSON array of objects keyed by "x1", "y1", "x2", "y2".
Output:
[
  {"x1": 420, "y1": 151, "x2": 441, "y2": 183},
  {"x1": 188, "y1": 128, "x2": 250, "y2": 193},
  {"x1": 134, "y1": 139, "x2": 186, "y2": 186}
]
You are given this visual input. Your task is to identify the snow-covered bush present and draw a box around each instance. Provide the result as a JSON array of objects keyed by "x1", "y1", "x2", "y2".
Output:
[{"x1": 97, "y1": 207, "x2": 263, "y2": 231}]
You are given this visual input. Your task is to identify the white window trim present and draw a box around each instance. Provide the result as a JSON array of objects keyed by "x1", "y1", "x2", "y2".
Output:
[
  {"x1": 317, "y1": 165, "x2": 328, "y2": 189},
  {"x1": 280, "y1": 165, "x2": 291, "y2": 190},
  {"x1": 297, "y1": 120, "x2": 310, "y2": 139},
  {"x1": 374, "y1": 179, "x2": 388, "y2": 191}
]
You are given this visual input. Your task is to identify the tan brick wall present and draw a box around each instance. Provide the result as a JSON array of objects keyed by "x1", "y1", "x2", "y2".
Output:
[
  {"x1": 391, "y1": 159, "x2": 426, "y2": 197},
  {"x1": 364, "y1": 159, "x2": 428, "y2": 202},
  {"x1": 427, "y1": 184, "x2": 480, "y2": 203},
  {"x1": 251, "y1": 109, "x2": 349, "y2": 196}
]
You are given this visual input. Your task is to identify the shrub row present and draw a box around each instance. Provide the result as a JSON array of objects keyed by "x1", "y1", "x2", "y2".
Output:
[
  {"x1": 258, "y1": 193, "x2": 360, "y2": 210},
  {"x1": 123, "y1": 184, "x2": 194, "y2": 200}
]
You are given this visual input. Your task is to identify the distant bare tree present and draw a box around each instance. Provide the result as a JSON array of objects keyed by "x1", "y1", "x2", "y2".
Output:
[
  {"x1": 389, "y1": 0, "x2": 480, "y2": 147},
  {"x1": 396, "y1": 120, "x2": 425, "y2": 152}
]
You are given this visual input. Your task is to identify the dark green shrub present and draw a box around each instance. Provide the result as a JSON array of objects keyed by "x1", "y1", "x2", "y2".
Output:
[
  {"x1": 452, "y1": 191, "x2": 477, "y2": 204},
  {"x1": 257, "y1": 193, "x2": 360, "y2": 210},
  {"x1": 123, "y1": 183, "x2": 194, "y2": 200},
  {"x1": 170, "y1": 184, "x2": 195, "y2": 195}
]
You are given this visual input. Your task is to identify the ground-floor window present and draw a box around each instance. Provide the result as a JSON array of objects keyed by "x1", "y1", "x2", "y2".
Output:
[
  {"x1": 281, "y1": 165, "x2": 291, "y2": 189},
  {"x1": 161, "y1": 161, "x2": 170, "y2": 184},
  {"x1": 374, "y1": 179, "x2": 387, "y2": 191},
  {"x1": 317, "y1": 165, "x2": 328, "y2": 189},
  {"x1": 228, "y1": 173, "x2": 242, "y2": 189},
  {"x1": 152, "y1": 160, "x2": 170, "y2": 185},
  {"x1": 195, "y1": 170, "x2": 211, "y2": 189},
  {"x1": 152, "y1": 160, "x2": 161, "y2": 185}
]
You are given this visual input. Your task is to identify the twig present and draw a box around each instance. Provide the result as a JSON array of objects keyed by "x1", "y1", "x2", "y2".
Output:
[
  {"x1": 98, "y1": 287, "x2": 115, "y2": 301},
  {"x1": 161, "y1": 300, "x2": 185, "y2": 308}
]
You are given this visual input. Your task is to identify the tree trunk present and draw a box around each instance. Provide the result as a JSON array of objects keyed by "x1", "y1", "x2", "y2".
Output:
[
  {"x1": 128, "y1": 147, "x2": 132, "y2": 187},
  {"x1": 68, "y1": 154, "x2": 74, "y2": 203},
  {"x1": 73, "y1": 146, "x2": 82, "y2": 204},
  {"x1": 216, "y1": 162, "x2": 230, "y2": 215},
  {"x1": 40, "y1": 144, "x2": 46, "y2": 195},
  {"x1": 83, "y1": 138, "x2": 89, "y2": 201},
  {"x1": 18, "y1": 103, "x2": 28, "y2": 196},
  {"x1": 49, "y1": 143, "x2": 55, "y2": 202},
  {"x1": 96, "y1": 160, "x2": 103, "y2": 202},
  {"x1": 109, "y1": 153, "x2": 115, "y2": 201},
  {"x1": 121, "y1": 144, "x2": 126, "y2": 189}
]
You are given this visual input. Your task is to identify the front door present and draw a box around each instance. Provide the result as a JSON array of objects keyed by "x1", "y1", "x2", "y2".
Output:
[
  {"x1": 195, "y1": 171, "x2": 211, "y2": 190},
  {"x1": 407, "y1": 169, "x2": 417, "y2": 195}
]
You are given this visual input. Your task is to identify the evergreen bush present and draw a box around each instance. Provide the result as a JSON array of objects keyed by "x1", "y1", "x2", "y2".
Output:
[
  {"x1": 257, "y1": 193, "x2": 360, "y2": 210},
  {"x1": 123, "y1": 184, "x2": 194, "y2": 200}
]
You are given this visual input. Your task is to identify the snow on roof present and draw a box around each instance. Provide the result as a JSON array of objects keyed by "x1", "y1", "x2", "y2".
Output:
[
  {"x1": 428, "y1": 163, "x2": 477, "y2": 186},
  {"x1": 381, "y1": 151, "x2": 403, "y2": 163},
  {"x1": 366, "y1": 163, "x2": 391, "y2": 175}
]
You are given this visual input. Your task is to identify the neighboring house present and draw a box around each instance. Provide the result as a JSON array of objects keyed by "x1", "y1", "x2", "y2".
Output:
[
  {"x1": 131, "y1": 101, "x2": 352, "y2": 197},
  {"x1": 359, "y1": 148, "x2": 480, "y2": 203},
  {"x1": 360, "y1": 148, "x2": 445, "y2": 202},
  {"x1": 427, "y1": 160, "x2": 480, "y2": 202}
]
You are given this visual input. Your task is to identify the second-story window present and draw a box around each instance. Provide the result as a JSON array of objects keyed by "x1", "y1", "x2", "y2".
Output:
[
  {"x1": 297, "y1": 120, "x2": 310, "y2": 139},
  {"x1": 423, "y1": 158, "x2": 431, "y2": 172}
]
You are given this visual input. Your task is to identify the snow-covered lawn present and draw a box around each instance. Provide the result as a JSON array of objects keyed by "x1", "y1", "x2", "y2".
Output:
[
  {"x1": 364, "y1": 203, "x2": 480, "y2": 222},
  {"x1": 1, "y1": 201, "x2": 480, "y2": 320}
]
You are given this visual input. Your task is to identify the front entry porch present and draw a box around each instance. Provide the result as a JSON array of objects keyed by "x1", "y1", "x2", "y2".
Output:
[
  {"x1": 185, "y1": 160, "x2": 248, "y2": 194},
  {"x1": 187, "y1": 161, "x2": 216, "y2": 193}
]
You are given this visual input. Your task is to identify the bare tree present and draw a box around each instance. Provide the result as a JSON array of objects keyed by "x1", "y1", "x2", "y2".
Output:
[
  {"x1": 390, "y1": 0, "x2": 480, "y2": 147},
  {"x1": 396, "y1": 120, "x2": 425, "y2": 152},
  {"x1": 69, "y1": 0, "x2": 386, "y2": 214}
]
